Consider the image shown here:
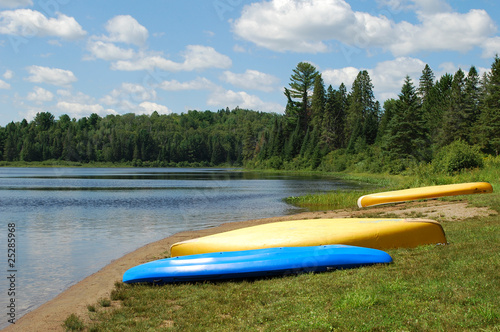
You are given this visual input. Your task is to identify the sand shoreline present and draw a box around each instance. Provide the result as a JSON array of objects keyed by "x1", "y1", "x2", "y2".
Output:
[{"x1": 3, "y1": 200, "x2": 495, "y2": 331}]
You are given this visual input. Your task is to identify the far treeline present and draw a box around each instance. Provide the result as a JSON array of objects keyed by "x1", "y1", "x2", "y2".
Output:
[{"x1": 0, "y1": 56, "x2": 499, "y2": 174}]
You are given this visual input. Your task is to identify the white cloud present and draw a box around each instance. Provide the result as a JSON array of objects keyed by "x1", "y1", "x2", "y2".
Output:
[
  {"x1": 0, "y1": 0, "x2": 33, "y2": 8},
  {"x1": 27, "y1": 86, "x2": 53, "y2": 103},
  {"x1": 232, "y1": 0, "x2": 497, "y2": 56},
  {"x1": 86, "y1": 40, "x2": 136, "y2": 61},
  {"x1": 0, "y1": 79, "x2": 10, "y2": 89},
  {"x1": 102, "y1": 82, "x2": 157, "y2": 107},
  {"x1": 0, "y1": 9, "x2": 86, "y2": 40},
  {"x1": 3, "y1": 69, "x2": 13, "y2": 79},
  {"x1": 370, "y1": 57, "x2": 426, "y2": 97},
  {"x1": 322, "y1": 67, "x2": 360, "y2": 88},
  {"x1": 482, "y1": 37, "x2": 500, "y2": 58},
  {"x1": 376, "y1": 0, "x2": 451, "y2": 14},
  {"x1": 104, "y1": 15, "x2": 148, "y2": 47},
  {"x1": 389, "y1": 9, "x2": 497, "y2": 56},
  {"x1": 207, "y1": 87, "x2": 284, "y2": 113},
  {"x1": 112, "y1": 45, "x2": 232, "y2": 72},
  {"x1": 26, "y1": 65, "x2": 77, "y2": 86},
  {"x1": 159, "y1": 77, "x2": 215, "y2": 91},
  {"x1": 138, "y1": 101, "x2": 171, "y2": 115},
  {"x1": 323, "y1": 57, "x2": 427, "y2": 101},
  {"x1": 56, "y1": 101, "x2": 118, "y2": 118},
  {"x1": 221, "y1": 69, "x2": 280, "y2": 92}
]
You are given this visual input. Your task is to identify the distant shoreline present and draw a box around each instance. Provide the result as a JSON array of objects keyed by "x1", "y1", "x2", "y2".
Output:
[{"x1": 0, "y1": 160, "x2": 229, "y2": 168}]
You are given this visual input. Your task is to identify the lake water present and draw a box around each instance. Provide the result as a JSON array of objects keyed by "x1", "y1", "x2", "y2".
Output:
[{"x1": 0, "y1": 167, "x2": 363, "y2": 328}]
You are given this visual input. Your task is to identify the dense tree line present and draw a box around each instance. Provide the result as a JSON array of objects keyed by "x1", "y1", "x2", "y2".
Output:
[
  {"x1": 0, "y1": 56, "x2": 498, "y2": 172},
  {"x1": 0, "y1": 108, "x2": 277, "y2": 166},
  {"x1": 249, "y1": 56, "x2": 500, "y2": 172}
]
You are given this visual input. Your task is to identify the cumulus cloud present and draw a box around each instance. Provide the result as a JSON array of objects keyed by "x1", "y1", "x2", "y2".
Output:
[
  {"x1": 57, "y1": 101, "x2": 118, "y2": 118},
  {"x1": 3, "y1": 69, "x2": 13, "y2": 79},
  {"x1": 159, "y1": 77, "x2": 215, "y2": 91},
  {"x1": 376, "y1": 0, "x2": 451, "y2": 14},
  {"x1": 0, "y1": 79, "x2": 10, "y2": 89},
  {"x1": 322, "y1": 66, "x2": 360, "y2": 88},
  {"x1": 27, "y1": 86, "x2": 54, "y2": 103},
  {"x1": 389, "y1": 9, "x2": 497, "y2": 56},
  {"x1": 138, "y1": 101, "x2": 171, "y2": 115},
  {"x1": 104, "y1": 15, "x2": 148, "y2": 46},
  {"x1": 207, "y1": 87, "x2": 284, "y2": 113},
  {"x1": 322, "y1": 57, "x2": 427, "y2": 101},
  {"x1": 0, "y1": 0, "x2": 33, "y2": 8},
  {"x1": 220, "y1": 69, "x2": 280, "y2": 92},
  {"x1": 0, "y1": 9, "x2": 86, "y2": 40},
  {"x1": 482, "y1": 37, "x2": 500, "y2": 58},
  {"x1": 112, "y1": 45, "x2": 232, "y2": 72},
  {"x1": 86, "y1": 40, "x2": 136, "y2": 61},
  {"x1": 232, "y1": 0, "x2": 497, "y2": 56},
  {"x1": 101, "y1": 82, "x2": 157, "y2": 108},
  {"x1": 26, "y1": 65, "x2": 77, "y2": 86}
]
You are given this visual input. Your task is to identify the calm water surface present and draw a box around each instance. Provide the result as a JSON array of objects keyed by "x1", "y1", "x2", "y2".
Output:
[{"x1": 0, "y1": 167, "x2": 362, "y2": 327}]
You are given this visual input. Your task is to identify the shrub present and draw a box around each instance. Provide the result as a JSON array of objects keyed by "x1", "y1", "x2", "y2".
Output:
[
  {"x1": 433, "y1": 140, "x2": 484, "y2": 174},
  {"x1": 63, "y1": 314, "x2": 85, "y2": 331}
]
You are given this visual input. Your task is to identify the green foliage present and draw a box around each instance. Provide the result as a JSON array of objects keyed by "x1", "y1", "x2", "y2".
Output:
[
  {"x1": 99, "y1": 298, "x2": 112, "y2": 307},
  {"x1": 63, "y1": 314, "x2": 85, "y2": 331},
  {"x1": 0, "y1": 109, "x2": 276, "y2": 166},
  {"x1": 433, "y1": 140, "x2": 484, "y2": 174}
]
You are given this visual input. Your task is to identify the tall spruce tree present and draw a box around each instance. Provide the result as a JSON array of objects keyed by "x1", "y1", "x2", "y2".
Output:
[
  {"x1": 418, "y1": 64, "x2": 435, "y2": 102},
  {"x1": 464, "y1": 66, "x2": 481, "y2": 142},
  {"x1": 321, "y1": 85, "x2": 337, "y2": 148},
  {"x1": 429, "y1": 73, "x2": 453, "y2": 144},
  {"x1": 383, "y1": 76, "x2": 429, "y2": 162},
  {"x1": 438, "y1": 68, "x2": 468, "y2": 147},
  {"x1": 311, "y1": 74, "x2": 326, "y2": 129},
  {"x1": 346, "y1": 70, "x2": 378, "y2": 151},
  {"x1": 476, "y1": 55, "x2": 500, "y2": 155}
]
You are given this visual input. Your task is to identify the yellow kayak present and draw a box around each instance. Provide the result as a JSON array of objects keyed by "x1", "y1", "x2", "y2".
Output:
[
  {"x1": 170, "y1": 218, "x2": 446, "y2": 257},
  {"x1": 357, "y1": 182, "x2": 493, "y2": 208}
]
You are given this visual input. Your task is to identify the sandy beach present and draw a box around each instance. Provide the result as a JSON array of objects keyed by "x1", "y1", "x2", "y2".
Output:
[{"x1": 3, "y1": 200, "x2": 495, "y2": 332}]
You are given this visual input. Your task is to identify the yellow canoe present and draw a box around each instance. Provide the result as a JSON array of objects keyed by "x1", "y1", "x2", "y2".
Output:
[
  {"x1": 357, "y1": 182, "x2": 493, "y2": 208},
  {"x1": 170, "y1": 218, "x2": 446, "y2": 257}
]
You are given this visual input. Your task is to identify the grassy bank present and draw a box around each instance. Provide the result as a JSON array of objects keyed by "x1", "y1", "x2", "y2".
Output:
[
  {"x1": 63, "y1": 163, "x2": 499, "y2": 331},
  {"x1": 286, "y1": 156, "x2": 500, "y2": 211}
]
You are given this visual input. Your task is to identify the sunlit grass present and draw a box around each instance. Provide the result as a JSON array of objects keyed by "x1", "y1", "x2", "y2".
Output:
[
  {"x1": 67, "y1": 162, "x2": 500, "y2": 331},
  {"x1": 286, "y1": 159, "x2": 499, "y2": 212},
  {"x1": 78, "y1": 208, "x2": 499, "y2": 331}
]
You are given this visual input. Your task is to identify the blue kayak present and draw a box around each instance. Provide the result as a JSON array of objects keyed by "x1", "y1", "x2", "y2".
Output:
[{"x1": 123, "y1": 245, "x2": 392, "y2": 284}]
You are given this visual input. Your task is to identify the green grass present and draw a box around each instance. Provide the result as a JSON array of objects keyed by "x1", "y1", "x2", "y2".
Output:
[
  {"x1": 77, "y1": 210, "x2": 500, "y2": 332},
  {"x1": 69, "y1": 162, "x2": 500, "y2": 331},
  {"x1": 286, "y1": 157, "x2": 500, "y2": 211}
]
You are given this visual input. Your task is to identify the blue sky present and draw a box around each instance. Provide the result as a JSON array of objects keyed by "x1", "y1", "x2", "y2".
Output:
[{"x1": 0, "y1": 0, "x2": 499, "y2": 125}]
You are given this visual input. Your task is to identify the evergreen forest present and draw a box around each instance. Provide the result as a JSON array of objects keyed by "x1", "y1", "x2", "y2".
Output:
[{"x1": 1, "y1": 56, "x2": 499, "y2": 174}]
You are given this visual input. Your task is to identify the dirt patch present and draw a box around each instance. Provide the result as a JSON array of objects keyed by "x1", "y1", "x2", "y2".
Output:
[{"x1": 3, "y1": 200, "x2": 496, "y2": 332}]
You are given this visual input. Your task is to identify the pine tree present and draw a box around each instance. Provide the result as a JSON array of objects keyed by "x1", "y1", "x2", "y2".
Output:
[
  {"x1": 438, "y1": 68, "x2": 467, "y2": 147},
  {"x1": 418, "y1": 64, "x2": 435, "y2": 102},
  {"x1": 383, "y1": 76, "x2": 429, "y2": 161},
  {"x1": 242, "y1": 122, "x2": 256, "y2": 160},
  {"x1": 476, "y1": 55, "x2": 500, "y2": 155},
  {"x1": 346, "y1": 70, "x2": 378, "y2": 151},
  {"x1": 464, "y1": 66, "x2": 481, "y2": 142},
  {"x1": 428, "y1": 73, "x2": 453, "y2": 144},
  {"x1": 287, "y1": 62, "x2": 319, "y2": 131},
  {"x1": 311, "y1": 74, "x2": 326, "y2": 129},
  {"x1": 321, "y1": 85, "x2": 337, "y2": 148}
]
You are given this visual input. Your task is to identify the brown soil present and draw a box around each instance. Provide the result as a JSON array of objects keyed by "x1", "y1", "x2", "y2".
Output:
[{"x1": 3, "y1": 200, "x2": 496, "y2": 331}]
